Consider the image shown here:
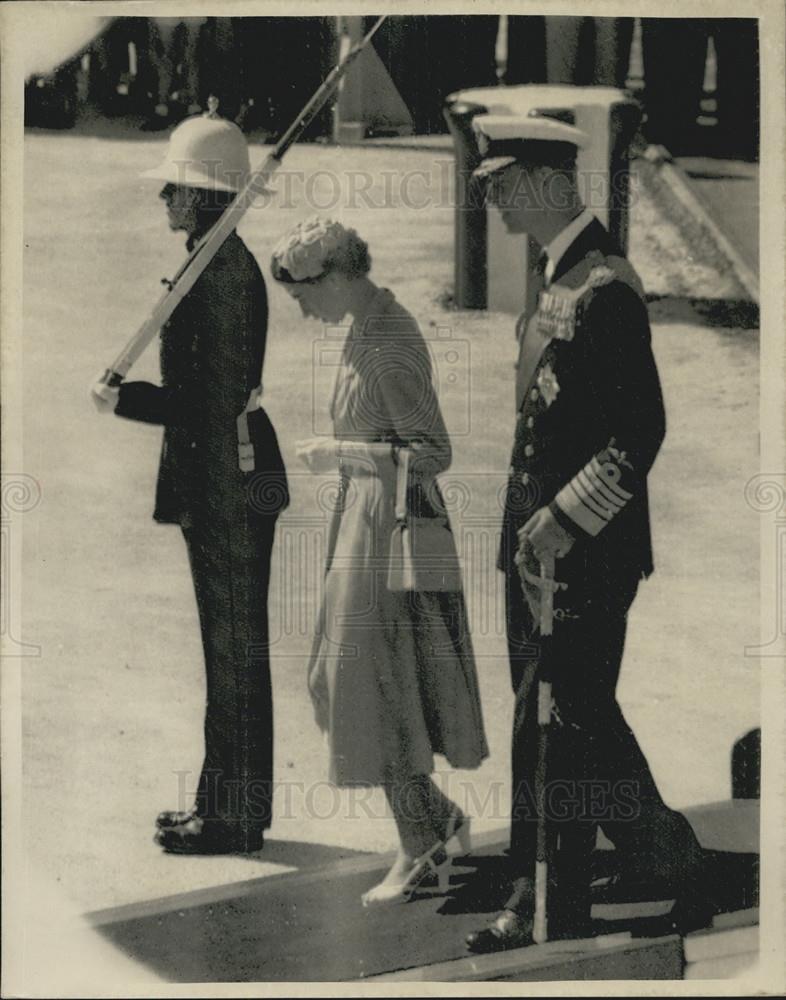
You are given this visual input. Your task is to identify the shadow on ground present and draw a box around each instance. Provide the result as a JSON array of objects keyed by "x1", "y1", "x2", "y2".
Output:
[
  {"x1": 247, "y1": 838, "x2": 375, "y2": 868},
  {"x1": 646, "y1": 295, "x2": 759, "y2": 332}
]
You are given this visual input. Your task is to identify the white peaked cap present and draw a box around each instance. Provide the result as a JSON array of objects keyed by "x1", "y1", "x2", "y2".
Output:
[{"x1": 472, "y1": 112, "x2": 589, "y2": 179}]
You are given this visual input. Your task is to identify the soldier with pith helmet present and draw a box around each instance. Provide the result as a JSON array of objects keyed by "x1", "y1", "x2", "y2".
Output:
[{"x1": 95, "y1": 104, "x2": 288, "y2": 854}]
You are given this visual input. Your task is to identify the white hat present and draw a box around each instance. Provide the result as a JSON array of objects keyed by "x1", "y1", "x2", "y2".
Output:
[
  {"x1": 271, "y1": 216, "x2": 360, "y2": 283},
  {"x1": 141, "y1": 112, "x2": 251, "y2": 193},
  {"x1": 472, "y1": 112, "x2": 589, "y2": 179}
]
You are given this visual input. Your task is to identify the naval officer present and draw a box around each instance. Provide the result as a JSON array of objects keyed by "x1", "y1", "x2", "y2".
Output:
[{"x1": 465, "y1": 113, "x2": 712, "y2": 952}]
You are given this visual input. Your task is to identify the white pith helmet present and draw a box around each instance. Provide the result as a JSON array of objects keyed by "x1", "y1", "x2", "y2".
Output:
[{"x1": 141, "y1": 97, "x2": 252, "y2": 193}]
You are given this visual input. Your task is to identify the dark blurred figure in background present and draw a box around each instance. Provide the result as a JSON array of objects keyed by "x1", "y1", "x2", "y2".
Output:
[
  {"x1": 369, "y1": 15, "x2": 500, "y2": 133},
  {"x1": 85, "y1": 19, "x2": 141, "y2": 117},
  {"x1": 504, "y1": 16, "x2": 547, "y2": 85},
  {"x1": 25, "y1": 56, "x2": 81, "y2": 129},
  {"x1": 504, "y1": 16, "x2": 633, "y2": 87},
  {"x1": 641, "y1": 19, "x2": 708, "y2": 155},
  {"x1": 84, "y1": 17, "x2": 238, "y2": 127},
  {"x1": 434, "y1": 15, "x2": 501, "y2": 116},
  {"x1": 641, "y1": 18, "x2": 759, "y2": 159},
  {"x1": 545, "y1": 16, "x2": 634, "y2": 87},
  {"x1": 504, "y1": 16, "x2": 757, "y2": 160},
  {"x1": 25, "y1": 14, "x2": 759, "y2": 160},
  {"x1": 234, "y1": 17, "x2": 335, "y2": 137},
  {"x1": 706, "y1": 18, "x2": 759, "y2": 160},
  {"x1": 197, "y1": 18, "x2": 243, "y2": 122},
  {"x1": 142, "y1": 17, "x2": 206, "y2": 129}
]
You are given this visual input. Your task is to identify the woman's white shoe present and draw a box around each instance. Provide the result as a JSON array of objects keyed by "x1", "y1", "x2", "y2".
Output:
[
  {"x1": 361, "y1": 846, "x2": 450, "y2": 908},
  {"x1": 360, "y1": 811, "x2": 474, "y2": 907}
]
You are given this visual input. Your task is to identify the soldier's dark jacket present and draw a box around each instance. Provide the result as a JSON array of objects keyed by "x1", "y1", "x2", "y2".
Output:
[
  {"x1": 500, "y1": 217, "x2": 665, "y2": 597},
  {"x1": 115, "y1": 230, "x2": 288, "y2": 523},
  {"x1": 113, "y1": 228, "x2": 287, "y2": 843}
]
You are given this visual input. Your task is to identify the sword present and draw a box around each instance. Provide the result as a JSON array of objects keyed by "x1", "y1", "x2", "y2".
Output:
[
  {"x1": 533, "y1": 551, "x2": 556, "y2": 946},
  {"x1": 91, "y1": 15, "x2": 387, "y2": 404}
]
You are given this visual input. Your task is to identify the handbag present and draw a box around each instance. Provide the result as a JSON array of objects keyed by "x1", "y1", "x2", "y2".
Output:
[{"x1": 387, "y1": 447, "x2": 463, "y2": 592}]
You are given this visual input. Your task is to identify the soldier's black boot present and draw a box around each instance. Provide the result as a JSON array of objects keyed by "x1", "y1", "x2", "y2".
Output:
[
  {"x1": 156, "y1": 808, "x2": 198, "y2": 829},
  {"x1": 667, "y1": 853, "x2": 720, "y2": 935},
  {"x1": 154, "y1": 815, "x2": 264, "y2": 855}
]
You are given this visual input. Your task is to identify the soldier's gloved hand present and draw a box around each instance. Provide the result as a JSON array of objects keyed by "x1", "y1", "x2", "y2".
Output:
[
  {"x1": 295, "y1": 437, "x2": 338, "y2": 474},
  {"x1": 91, "y1": 384, "x2": 120, "y2": 414},
  {"x1": 518, "y1": 505, "x2": 574, "y2": 563}
]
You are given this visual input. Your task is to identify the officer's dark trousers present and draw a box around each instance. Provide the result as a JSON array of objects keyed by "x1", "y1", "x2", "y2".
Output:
[
  {"x1": 182, "y1": 515, "x2": 277, "y2": 849},
  {"x1": 505, "y1": 560, "x2": 705, "y2": 918}
]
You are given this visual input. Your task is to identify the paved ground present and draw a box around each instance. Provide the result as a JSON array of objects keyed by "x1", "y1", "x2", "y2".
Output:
[
  {"x1": 676, "y1": 157, "x2": 759, "y2": 276},
  {"x1": 13, "y1": 128, "x2": 759, "y2": 989},
  {"x1": 87, "y1": 802, "x2": 758, "y2": 983}
]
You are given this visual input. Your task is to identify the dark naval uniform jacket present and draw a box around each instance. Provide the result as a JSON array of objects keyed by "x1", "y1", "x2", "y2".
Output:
[
  {"x1": 500, "y1": 215, "x2": 665, "y2": 607},
  {"x1": 501, "y1": 215, "x2": 706, "y2": 919}
]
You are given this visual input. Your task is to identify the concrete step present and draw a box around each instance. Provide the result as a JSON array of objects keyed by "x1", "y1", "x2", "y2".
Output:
[
  {"x1": 369, "y1": 933, "x2": 684, "y2": 982},
  {"x1": 87, "y1": 798, "x2": 758, "y2": 982}
]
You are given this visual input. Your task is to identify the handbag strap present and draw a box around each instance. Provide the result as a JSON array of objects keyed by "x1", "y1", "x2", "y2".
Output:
[{"x1": 394, "y1": 447, "x2": 411, "y2": 523}]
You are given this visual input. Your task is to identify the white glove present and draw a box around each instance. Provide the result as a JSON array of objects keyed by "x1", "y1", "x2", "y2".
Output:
[
  {"x1": 91, "y1": 383, "x2": 120, "y2": 414},
  {"x1": 294, "y1": 437, "x2": 338, "y2": 474}
]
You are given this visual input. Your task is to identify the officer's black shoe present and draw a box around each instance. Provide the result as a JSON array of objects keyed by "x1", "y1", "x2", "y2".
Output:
[
  {"x1": 667, "y1": 886, "x2": 717, "y2": 935},
  {"x1": 465, "y1": 909, "x2": 534, "y2": 954},
  {"x1": 665, "y1": 853, "x2": 720, "y2": 936},
  {"x1": 154, "y1": 816, "x2": 264, "y2": 855},
  {"x1": 156, "y1": 808, "x2": 198, "y2": 829}
]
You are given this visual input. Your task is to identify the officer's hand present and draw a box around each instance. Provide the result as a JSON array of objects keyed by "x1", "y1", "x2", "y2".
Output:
[
  {"x1": 295, "y1": 437, "x2": 338, "y2": 474},
  {"x1": 91, "y1": 384, "x2": 120, "y2": 414},
  {"x1": 518, "y1": 506, "x2": 574, "y2": 563}
]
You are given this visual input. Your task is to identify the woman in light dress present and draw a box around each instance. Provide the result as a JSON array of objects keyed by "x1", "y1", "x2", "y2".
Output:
[{"x1": 271, "y1": 217, "x2": 488, "y2": 906}]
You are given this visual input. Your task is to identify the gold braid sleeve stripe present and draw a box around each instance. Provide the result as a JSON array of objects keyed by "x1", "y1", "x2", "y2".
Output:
[{"x1": 554, "y1": 456, "x2": 634, "y2": 537}]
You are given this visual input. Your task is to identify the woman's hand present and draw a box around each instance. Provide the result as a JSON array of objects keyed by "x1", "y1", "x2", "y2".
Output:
[{"x1": 295, "y1": 437, "x2": 339, "y2": 474}]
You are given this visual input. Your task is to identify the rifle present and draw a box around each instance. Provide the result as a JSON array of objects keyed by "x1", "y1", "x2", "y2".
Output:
[{"x1": 91, "y1": 15, "x2": 386, "y2": 404}]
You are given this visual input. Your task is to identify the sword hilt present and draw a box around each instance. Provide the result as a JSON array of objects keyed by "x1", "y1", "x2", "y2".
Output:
[{"x1": 539, "y1": 554, "x2": 556, "y2": 637}]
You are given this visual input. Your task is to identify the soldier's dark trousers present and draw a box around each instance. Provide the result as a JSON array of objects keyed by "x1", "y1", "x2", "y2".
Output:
[
  {"x1": 182, "y1": 515, "x2": 277, "y2": 849},
  {"x1": 505, "y1": 562, "x2": 706, "y2": 918}
]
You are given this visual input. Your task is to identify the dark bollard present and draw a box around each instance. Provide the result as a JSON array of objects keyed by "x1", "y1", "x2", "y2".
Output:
[
  {"x1": 607, "y1": 99, "x2": 642, "y2": 253},
  {"x1": 443, "y1": 84, "x2": 640, "y2": 311},
  {"x1": 640, "y1": 18, "x2": 708, "y2": 154},
  {"x1": 711, "y1": 18, "x2": 759, "y2": 160},
  {"x1": 442, "y1": 97, "x2": 490, "y2": 310},
  {"x1": 731, "y1": 728, "x2": 761, "y2": 800}
]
